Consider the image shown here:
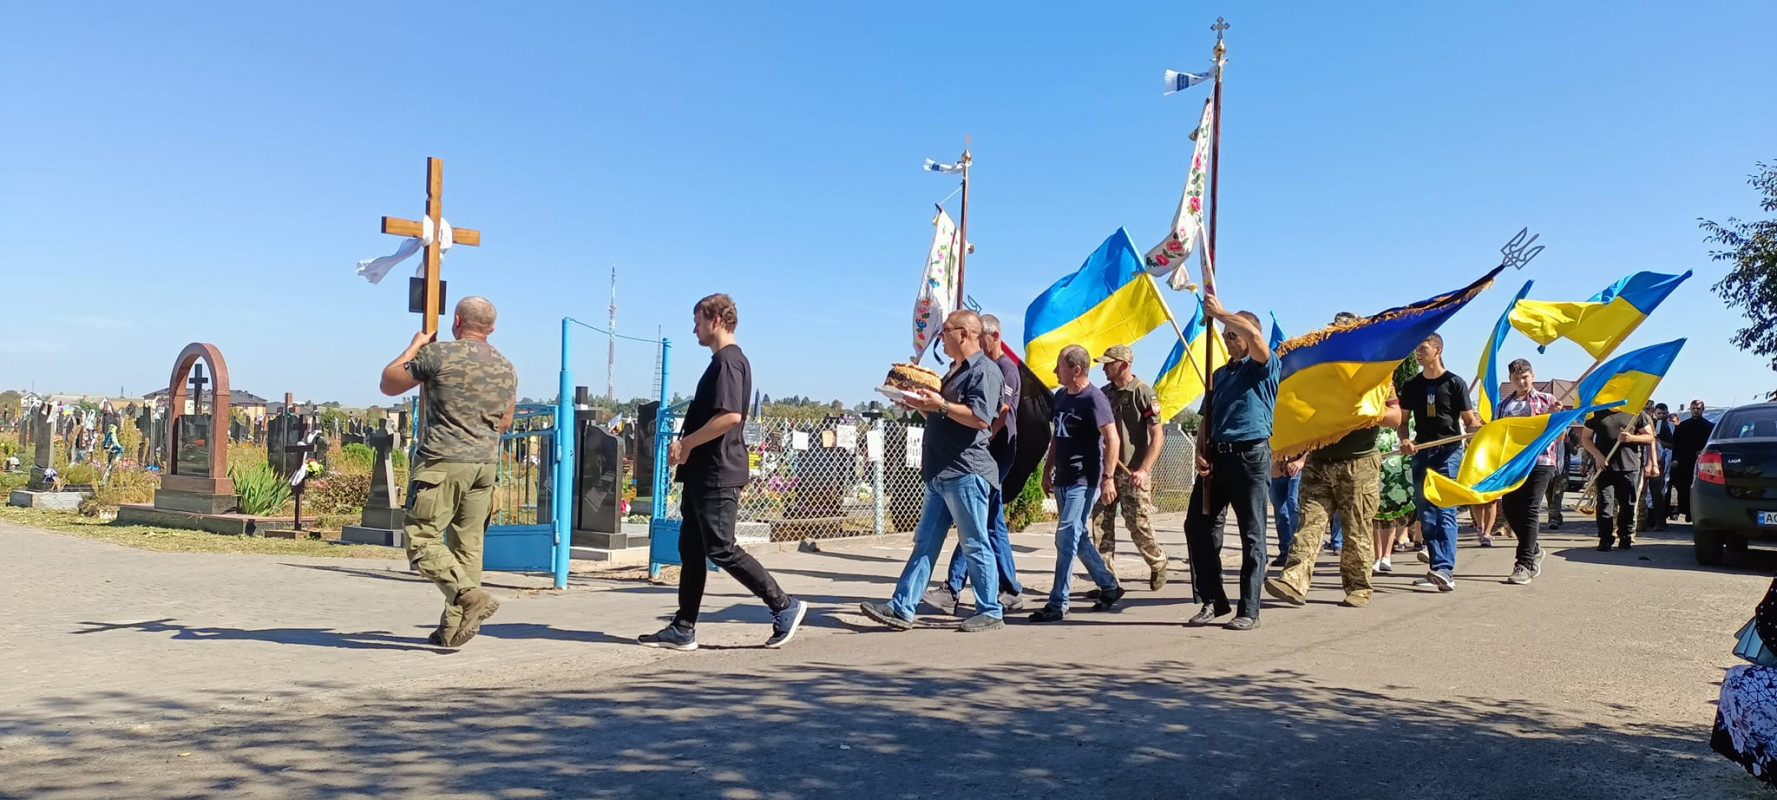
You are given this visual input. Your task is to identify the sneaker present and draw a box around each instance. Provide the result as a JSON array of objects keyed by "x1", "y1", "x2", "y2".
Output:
[
  {"x1": 1531, "y1": 547, "x2": 1547, "y2": 578},
  {"x1": 1507, "y1": 565, "x2": 1534, "y2": 585},
  {"x1": 446, "y1": 588, "x2": 501, "y2": 647},
  {"x1": 959, "y1": 613, "x2": 1003, "y2": 633},
  {"x1": 1263, "y1": 577, "x2": 1306, "y2": 607},
  {"x1": 638, "y1": 624, "x2": 698, "y2": 651},
  {"x1": 1596, "y1": 540, "x2": 1613, "y2": 552},
  {"x1": 1341, "y1": 593, "x2": 1371, "y2": 608},
  {"x1": 1149, "y1": 565, "x2": 1168, "y2": 591},
  {"x1": 1029, "y1": 606, "x2": 1066, "y2": 623},
  {"x1": 921, "y1": 586, "x2": 960, "y2": 616},
  {"x1": 1092, "y1": 585, "x2": 1128, "y2": 611},
  {"x1": 858, "y1": 601, "x2": 915, "y2": 631},
  {"x1": 1374, "y1": 559, "x2": 1394, "y2": 574},
  {"x1": 1223, "y1": 616, "x2": 1260, "y2": 631},
  {"x1": 1186, "y1": 603, "x2": 1230, "y2": 626},
  {"x1": 1083, "y1": 588, "x2": 1103, "y2": 600},
  {"x1": 1427, "y1": 570, "x2": 1456, "y2": 592},
  {"x1": 764, "y1": 598, "x2": 808, "y2": 648},
  {"x1": 1478, "y1": 535, "x2": 1494, "y2": 548},
  {"x1": 999, "y1": 592, "x2": 1025, "y2": 612},
  {"x1": 1417, "y1": 549, "x2": 1432, "y2": 564}
]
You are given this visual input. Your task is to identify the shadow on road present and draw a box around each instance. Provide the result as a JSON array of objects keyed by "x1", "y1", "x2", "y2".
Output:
[{"x1": 1, "y1": 657, "x2": 1762, "y2": 799}]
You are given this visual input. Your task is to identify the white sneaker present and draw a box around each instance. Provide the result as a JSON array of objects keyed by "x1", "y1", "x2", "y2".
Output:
[
  {"x1": 1417, "y1": 549, "x2": 1432, "y2": 564},
  {"x1": 1374, "y1": 559, "x2": 1394, "y2": 575}
]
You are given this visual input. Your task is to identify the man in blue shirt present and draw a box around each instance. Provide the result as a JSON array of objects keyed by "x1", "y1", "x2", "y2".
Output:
[
  {"x1": 1183, "y1": 297, "x2": 1281, "y2": 631},
  {"x1": 862, "y1": 310, "x2": 1006, "y2": 633}
]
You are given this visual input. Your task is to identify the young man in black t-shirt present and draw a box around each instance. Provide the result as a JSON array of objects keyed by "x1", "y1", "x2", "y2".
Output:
[
  {"x1": 640, "y1": 294, "x2": 806, "y2": 651},
  {"x1": 1582, "y1": 407, "x2": 1657, "y2": 551},
  {"x1": 1396, "y1": 333, "x2": 1481, "y2": 592}
]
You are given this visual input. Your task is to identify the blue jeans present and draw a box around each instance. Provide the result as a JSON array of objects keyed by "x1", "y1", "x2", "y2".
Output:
[
  {"x1": 1047, "y1": 483, "x2": 1119, "y2": 612},
  {"x1": 1329, "y1": 512, "x2": 1344, "y2": 550},
  {"x1": 1267, "y1": 474, "x2": 1300, "y2": 560},
  {"x1": 888, "y1": 474, "x2": 1002, "y2": 620},
  {"x1": 1412, "y1": 444, "x2": 1464, "y2": 574},
  {"x1": 945, "y1": 460, "x2": 1023, "y2": 596}
]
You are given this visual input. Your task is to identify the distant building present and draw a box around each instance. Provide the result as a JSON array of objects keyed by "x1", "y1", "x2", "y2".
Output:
[{"x1": 142, "y1": 388, "x2": 272, "y2": 422}]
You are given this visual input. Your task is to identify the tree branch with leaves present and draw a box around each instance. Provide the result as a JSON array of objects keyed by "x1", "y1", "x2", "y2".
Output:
[{"x1": 1701, "y1": 161, "x2": 1777, "y2": 398}]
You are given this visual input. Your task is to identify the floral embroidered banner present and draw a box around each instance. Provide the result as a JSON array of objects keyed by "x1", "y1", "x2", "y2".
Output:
[
  {"x1": 1144, "y1": 97, "x2": 1213, "y2": 291},
  {"x1": 911, "y1": 208, "x2": 961, "y2": 363}
]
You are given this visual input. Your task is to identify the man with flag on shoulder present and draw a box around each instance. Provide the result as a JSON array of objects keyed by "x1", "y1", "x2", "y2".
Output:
[
  {"x1": 1583, "y1": 403, "x2": 1658, "y2": 552},
  {"x1": 1090, "y1": 344, "x2": 1171, "y2": 591},
  {"x1": 1398, "y1": 333, "x2": 1482, "y2": 592},
  {"x1": 1495, "y1": 358, "x2": 1560, "y2": 585},
  {"x1": 1183, "y1": 296, "x2": 1280, "y2": 631}
]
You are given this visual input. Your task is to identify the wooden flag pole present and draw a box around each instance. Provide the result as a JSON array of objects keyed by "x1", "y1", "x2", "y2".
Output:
[
  {"x1": 1200, "y1": 17, "x2": 1229, "y2": 513},
  {"x1": 1147, "y1": 274, "x2": 1210, "y2": 381}
]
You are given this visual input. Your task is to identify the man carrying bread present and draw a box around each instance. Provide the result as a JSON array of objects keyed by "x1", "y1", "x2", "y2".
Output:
[{"x1": 861, "y1": 310, "x2": 1006, "y2": 633}]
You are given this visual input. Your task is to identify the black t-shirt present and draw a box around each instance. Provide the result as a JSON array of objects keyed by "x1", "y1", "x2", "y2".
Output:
[
  {"x1": 677, "y1": 344, "x2": 751, "y2": 488},
  {"x1": 1672, "y1": 417, "x2": 1715, "y2": 463},
  {"x1": 1400, "y1": 372, "x2": 1470, "y2": 443},
  {"x1": 1586, "y1": 410, "x2": 1651, "y2": 473}
]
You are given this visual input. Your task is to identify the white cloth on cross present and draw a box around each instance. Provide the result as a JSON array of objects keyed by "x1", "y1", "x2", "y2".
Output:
[
  {"x1": 288, "y1": 430, "x2": 322, "y2": 489},
  {"x1": 354, "y1": 217, "x2": 455, "y2": 284}
]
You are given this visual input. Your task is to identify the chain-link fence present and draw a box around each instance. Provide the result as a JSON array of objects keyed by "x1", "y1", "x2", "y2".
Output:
[{"x1": 654, "y1": 416, "x2": 1200, "y2": 544}]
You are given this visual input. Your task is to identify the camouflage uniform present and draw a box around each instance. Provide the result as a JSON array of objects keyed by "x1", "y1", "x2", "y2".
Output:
[
  {"x1": 1274, "y1": 440, "x2": 1381, "y2": 603},
  {"x1": 403, "y1": 339, "x2": 518, "y2": 631},
  {"x1": 1093, "y1": 377, "x2": 1167, "y2": 574}
]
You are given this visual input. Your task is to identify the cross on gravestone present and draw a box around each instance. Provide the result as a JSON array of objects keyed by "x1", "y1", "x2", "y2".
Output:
[
  {"x1": 188, "y1": 364, "x2": 209, "y2": 411},
  {"x1": 284, "y1": 428, "x2": 317, "y2": 531}
]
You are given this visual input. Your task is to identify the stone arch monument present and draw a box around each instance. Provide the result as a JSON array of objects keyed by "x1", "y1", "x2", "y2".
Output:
[{"x1": 154, "y1": 343, "x2": 237, "y2": 513}]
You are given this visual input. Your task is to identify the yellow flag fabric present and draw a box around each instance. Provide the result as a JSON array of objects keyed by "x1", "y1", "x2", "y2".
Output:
[
  {"x1": 1024, "y1": 229, "x2": 1171, "y2": 388},
  {"x1": 1423, "y1": 405, "x2": 1606, "y2": 507},
  {"x1": 1153, "y1": 293, "x2": 1228, "y2": 420},
  {"x1": 1507, "y1": 271, "x2": 1690, "y2": 360}
]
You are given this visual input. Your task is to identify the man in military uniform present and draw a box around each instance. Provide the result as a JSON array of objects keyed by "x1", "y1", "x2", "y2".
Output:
[
  {"x1": 1091, "y1": 344, "x2": 1170, "y2": 590},
  {"x1": 380, "y1": 297, "x2": 518, "y2": 649}
]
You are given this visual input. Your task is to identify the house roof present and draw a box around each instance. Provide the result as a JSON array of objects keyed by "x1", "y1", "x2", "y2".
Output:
[{"x1": 142, "y1": 388, "x2": 271, "y2": 406}]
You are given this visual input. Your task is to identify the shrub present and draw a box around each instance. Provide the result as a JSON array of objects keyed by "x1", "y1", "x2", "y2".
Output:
[
  {"x1": 1006, "y1": 466, "x2": 1048, "y2": 532},
  {"x1": 391, "y1": 448, "x2": 407, "y2": 470},
  {"x1": 231, "y1": 463, "x2": 290, "y2": 515},
  {"x1": 87, "y1": 467, "x2": 159, "y2": 512},
  {"x1": 334, "y1": 443, "x2": 375, "y2": 475},
  {"x1": 61, "y1": 463, "x2": 100, "y2": 486},
  {"x1": 227, "y1": 442, "x2": 268, "y2": 476},
  {"x1": 0, "y1": 472, "x2": 27, "y2": 492},
  {"x1": 302, "y1": 472, "x2": 370, "y2": 516}
]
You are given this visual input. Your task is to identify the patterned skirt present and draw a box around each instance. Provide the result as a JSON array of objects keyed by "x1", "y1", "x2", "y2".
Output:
[
  {"x1": 1376, "y1": 453, "x2": 1414, "y2": 522},
  {"x1": 1713, "y1": 664, "x2": 1777, "y2": 787}
]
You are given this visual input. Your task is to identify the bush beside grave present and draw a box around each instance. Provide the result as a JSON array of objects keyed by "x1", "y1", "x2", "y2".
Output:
[
  {"x1": 232, "y1": 463, "x2": 290, "y2": 516},
  {"x1": 303, "y1": 472, "x2": 371, "y2": 516},
  {"x1": 80, "y1": 467, "x2": 160, "y2": 516}
]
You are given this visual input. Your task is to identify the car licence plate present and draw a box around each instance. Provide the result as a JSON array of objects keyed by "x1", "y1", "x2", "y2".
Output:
[{"x1": 1760, "y1": 511, "x2": 1777, "y2": 527}]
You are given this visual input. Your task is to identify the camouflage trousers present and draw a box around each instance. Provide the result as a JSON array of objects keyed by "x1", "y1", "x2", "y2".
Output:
[
  {"x1": 1093, "y1": 469, "x2": 1168, "y2": 572},
  {"x1": 1275, "y1": 453, "x2": 1379, "y2": 601}
]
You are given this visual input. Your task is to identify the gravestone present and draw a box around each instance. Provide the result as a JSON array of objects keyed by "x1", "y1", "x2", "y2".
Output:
[
  {"x1": 266, "y1": 400, "x2": 302, "y2": 478},
  {"x1": 571, "y1": 411, "x2": 628, "y2": 548},
  {"x1": 27, "y1": 404, "x2": 53, "y2": 491},
  {"x1": 341, "y1": 423, "x2": 406, "y2": 547},
  {"x1": 151, "y1": 343, "x2": 237, "y2": 514}
]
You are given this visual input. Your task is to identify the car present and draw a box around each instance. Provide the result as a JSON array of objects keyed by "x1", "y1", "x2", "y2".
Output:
[{"x1": 1691, "y1": 401, "x2": 1777, "y2": 565}]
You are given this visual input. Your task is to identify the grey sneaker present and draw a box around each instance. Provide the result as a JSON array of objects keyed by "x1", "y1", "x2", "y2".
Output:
[
  {"x1": 1507, "y1": 565, "x2": 1534, "y2": 585},
  {"x1": 1427, "y1": 570, "x2": 1456, "y2": 592},
  {"x1": 859, "y1": 601, "x2": 914, "y2": 631},
  {"x1": 764, "y1": 599, "x2": 808, "y2": 648},
  {"x1": 922, "y1": 586, "x2": 960, "y2": 616},
  {"x1": 638, "y1": 624, "x2": 698, "y2": 651},
  {"x1": 1531, "y1": 547, "x2": 1547, "y2": 578},
  {"x1": 959, "y1": 613, "x2": 1004, "y2": 633},
  {"x1": 998, "y1": 592, "x2": 1024, "y2": 611}
]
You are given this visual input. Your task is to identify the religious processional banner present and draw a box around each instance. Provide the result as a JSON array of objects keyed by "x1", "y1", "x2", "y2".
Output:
[
  {"x1": 1509, "y1": 270, "x2": 1691, "y2": 360},
  {"x1": 1024, "y1": 228, "x2": 1170, "y2": 388},
  {"x1": 1143, "y1": 98, "x2": 1214, "y2": 292},
  {"x1": 1269, "y1": 266, "x2": 1504, "y2": 456},
  {"x1": 910, "y1": 208, "x2": 961, "y2": 363}
]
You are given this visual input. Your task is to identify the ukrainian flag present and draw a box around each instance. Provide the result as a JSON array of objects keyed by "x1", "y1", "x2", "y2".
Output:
[
  {"x1": 1270, "y1": 267, "x2": 1502, "y2": 456},
  {"x1": 1153, "y1": 294, "x2": 1229, "y2": 420},
  {"x1": 1509, "y1": 270, "x2": 1691, "y2": 360},
  {"x1": 1024, "y1": 228, "x2": 1170, "y2": 388},
  {"x1": 1574, "y1": 338, "x2": 1686, "y2": 413},
  {"x1": 1424, "y1": 402, "x2": 1620, "y2": 507},
  {"x1": 1476, "y1": 280, "x2": 1536, "y2": 424}
]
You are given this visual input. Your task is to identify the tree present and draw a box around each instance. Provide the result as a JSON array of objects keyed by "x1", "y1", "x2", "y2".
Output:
[
  {"x1": 1702, "y1": 161, "x2": 1777, "y2": 395},
  {"x1": 0, "y1": 390, "x2": 19, "y2": 419}
]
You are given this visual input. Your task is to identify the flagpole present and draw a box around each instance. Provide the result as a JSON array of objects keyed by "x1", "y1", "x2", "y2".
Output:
[
  {"x1": 1200, "y1": 17, "x2": 1228, "y2": 514},
  {"x1": 955, "y1": 140, "x2": 972, "y2": 309},
  {"x1": 1146, "y1": 274, "x2": 1210, "y2": 380}
]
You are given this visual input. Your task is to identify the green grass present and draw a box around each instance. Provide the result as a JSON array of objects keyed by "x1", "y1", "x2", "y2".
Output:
[{"x1": 0, "y1": 506, "x2": 402, "y2": 559}]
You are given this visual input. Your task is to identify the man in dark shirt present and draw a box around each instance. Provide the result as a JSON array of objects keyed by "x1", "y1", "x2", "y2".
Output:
[
  {"x1": 1266, "y1": 313, "x2": 1404, "y2": 609},
  {"x1": 1030, "y1": 344, "x2": 1126, "y2": 622},
  {"x1": 862, "y1": 310, "x2": 1007, "y2": 633},
  {"x1": 1583, "y1": 405, "x2": 1658, "y2": 551},
  {"x1": 1647, "y1": 402, "x2": 1676, "y2": 530},
  {"x1": 929, "y1": 314, "x2": 1026, "y2": 614},
  {"x1": 1397, "y1": 333, "x2": 1481, "y2": 592},
  {"x1": 1671, "y1": 399, "x2": 1715, "y2": 522},
  {"x1": 640, "y1": 294, "x2": 806, "y2": 650},
  {"x1": 379, "y1": 297, "x2": 518, "y2": 648},
  {"x1": 1183, "y1": 297, "x2": 1280, "y2": 631}
]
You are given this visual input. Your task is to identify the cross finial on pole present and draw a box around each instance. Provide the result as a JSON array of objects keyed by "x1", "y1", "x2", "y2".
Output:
[{"x1": 1212, "y1": 16, "x2": 1230, "y2": 60}]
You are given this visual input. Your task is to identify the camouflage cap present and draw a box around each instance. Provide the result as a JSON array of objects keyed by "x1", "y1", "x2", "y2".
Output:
[{"x1": 1094, "y1": 344, "x2": 1134, "y2": 364}]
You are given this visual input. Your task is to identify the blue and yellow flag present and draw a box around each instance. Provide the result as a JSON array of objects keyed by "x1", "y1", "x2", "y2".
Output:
[
  {"x1": 1574, "y1": 338, "x2": 1685, "y2": 413},
  {"x1": 1476, "y1": 280, "x2": 1536, "y2": 424},
  {"x1": 1424, "y1": 402, "x2": 1620, "y2": 507},
  {"x1": 1270, "y1": 267, "x2": 1502, "y2": 456},
  {"x1": 1025, "y1": 228, "x2": 1171, "y2": 388},
  {"x1": 1509, "y1": 270, "x2": 1690, "y2": 360},
  {"x1": 1153, "y1": 294, "x2": 1229, "y2": 420},
  {"x1": 1268, "y1": 312, "x2": 1286, "y2": 351}
]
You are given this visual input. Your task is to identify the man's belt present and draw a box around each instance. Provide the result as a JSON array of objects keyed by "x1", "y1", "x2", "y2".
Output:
[{"x1": 1209, "y1": 438, "x2": 1267, "y2": 454}]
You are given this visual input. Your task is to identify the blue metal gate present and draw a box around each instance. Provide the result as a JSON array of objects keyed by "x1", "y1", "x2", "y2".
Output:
[{"x1": 483, "y1": 404, "x2": 559, "y2": 574}]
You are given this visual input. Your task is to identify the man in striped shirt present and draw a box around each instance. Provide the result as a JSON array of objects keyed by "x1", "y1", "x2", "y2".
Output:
[{"x1": 1496, "y1": 358, "x2": 1560, "y2": 586}]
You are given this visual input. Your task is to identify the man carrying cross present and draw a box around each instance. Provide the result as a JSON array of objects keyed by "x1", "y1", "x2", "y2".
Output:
[{"x1": 380, "y1": 297, "x2": 518, "y2": 648}]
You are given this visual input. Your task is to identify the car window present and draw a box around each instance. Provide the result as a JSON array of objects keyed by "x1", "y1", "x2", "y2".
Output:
[{"x1": 1715, "y1": 407, "x2": 1777, "y2": 439}]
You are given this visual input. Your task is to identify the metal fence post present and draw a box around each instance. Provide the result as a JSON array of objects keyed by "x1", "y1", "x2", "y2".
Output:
[
  {"x1": 872, "y1": 427, "x2": 886, "y2": 536},
  {"x1": 651, "y1": 338, "x2": 672, "y2": 519},
  {"x1": 552, "y1": 317, "x2": 573, "y2": 589}
]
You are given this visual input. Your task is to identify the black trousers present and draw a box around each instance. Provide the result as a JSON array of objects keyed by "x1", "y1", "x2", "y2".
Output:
[
  {"x1": 1594, "y1": 469, "x2": 1639, "y2": 544},
  {"x1": 675, "y1": 483, "x2": 790, "y2": 628},
  {"x1": 1184, "y1": 445, "x2": 1271, "y2": 619},
  {"x1": 1672, "y1": 459, "x2": 1696, "y2": 521},
  {"x1": 1501, "y1": 465, "x2": 1552, "y2": 569}
]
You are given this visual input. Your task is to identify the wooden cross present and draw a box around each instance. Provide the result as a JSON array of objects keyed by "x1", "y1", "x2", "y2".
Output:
[
  {"x1": 286, "y1": 425, "x2": 318, "y2": 531},
  {"x1": 378, "y1": 157, "x2": 482, "y2": 335}
]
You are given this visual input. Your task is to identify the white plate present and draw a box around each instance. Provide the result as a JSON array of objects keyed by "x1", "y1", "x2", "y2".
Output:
[
  {"x1": 1758, "y1": 511, "x2": 1777, "y2": 527},
  {"x1": 875, "y1": 384, "x2": 923, "y2": 402}
]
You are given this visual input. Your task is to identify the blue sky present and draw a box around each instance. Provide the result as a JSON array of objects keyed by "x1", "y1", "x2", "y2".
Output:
[{"x1": 2, "y1": 1, "x2": 1772, "y2": 409}]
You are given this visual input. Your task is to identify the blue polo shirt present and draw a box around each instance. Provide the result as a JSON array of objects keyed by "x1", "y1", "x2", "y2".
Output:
[
  {"x1": 922, "y1": 351, "x2": 1004, "y2": 489},
  {"x1": 1205, "y1": 355, "x2": 1281, "y2": 442}
]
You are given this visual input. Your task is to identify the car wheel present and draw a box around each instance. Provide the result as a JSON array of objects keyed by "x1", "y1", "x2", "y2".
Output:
[{"x1": 1695, "y1": 527, "x2": 1725, "y2": 566}]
